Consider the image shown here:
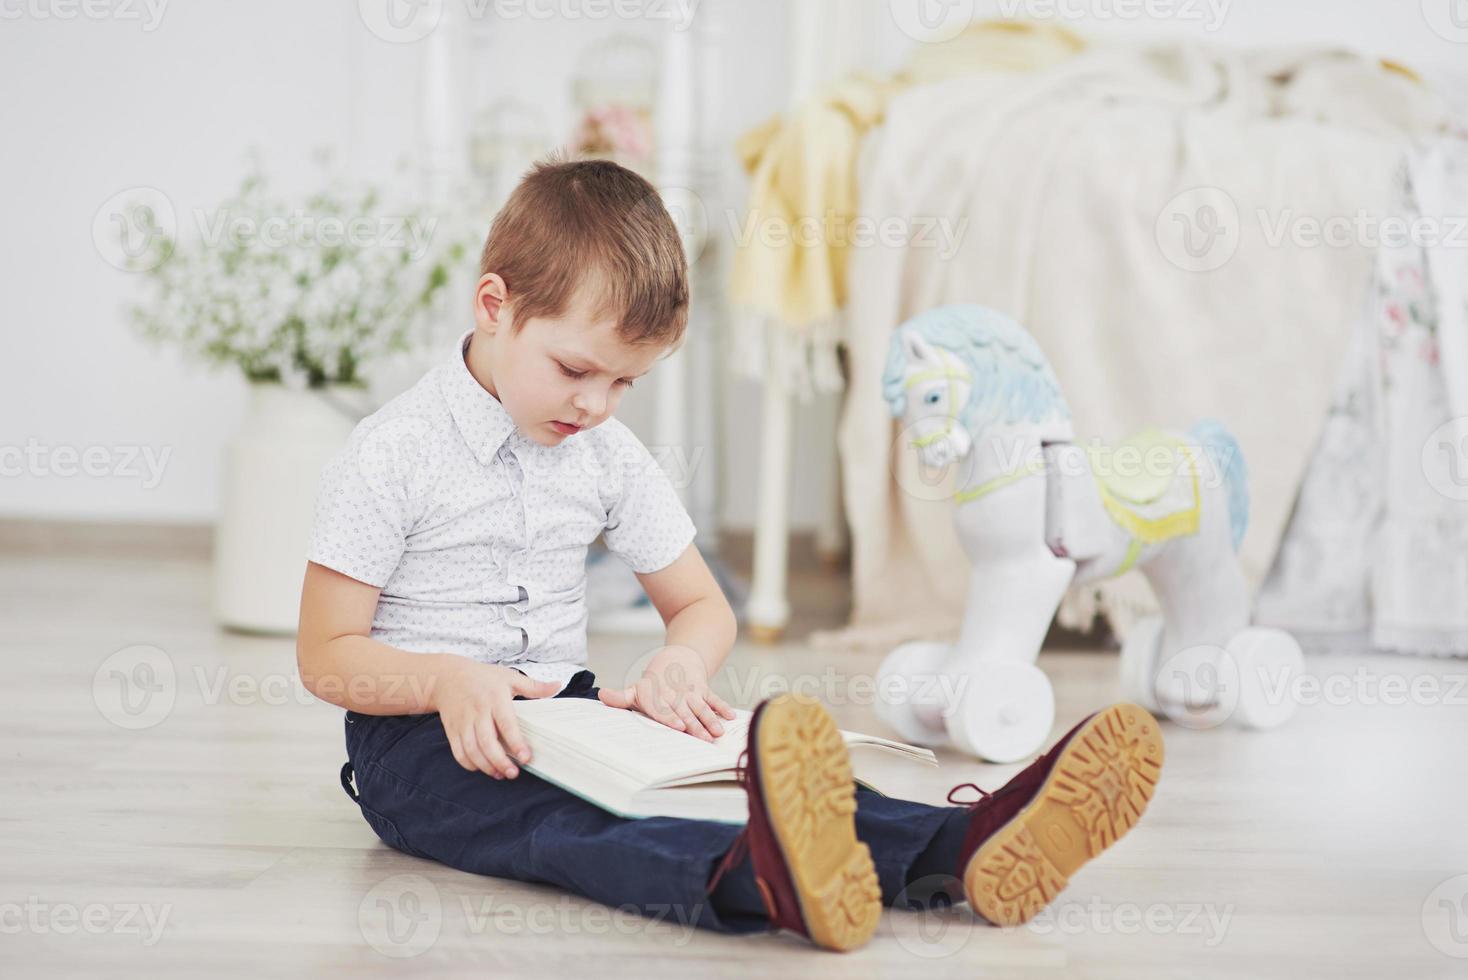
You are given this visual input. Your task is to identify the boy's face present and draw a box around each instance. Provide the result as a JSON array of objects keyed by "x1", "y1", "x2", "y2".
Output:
[{"x1": 473, "y1": 275, "x2": 666, "y2": 447}]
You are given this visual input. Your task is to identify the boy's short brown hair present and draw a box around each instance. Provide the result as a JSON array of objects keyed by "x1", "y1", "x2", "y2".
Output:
[{"x1": 479, "y1": 156, "x2": 689, "y2": 349}]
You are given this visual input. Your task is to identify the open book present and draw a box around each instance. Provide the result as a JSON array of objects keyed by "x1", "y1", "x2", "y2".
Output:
[{"x1": 511, "y1": 698, "x2": 938, "y2": 824}]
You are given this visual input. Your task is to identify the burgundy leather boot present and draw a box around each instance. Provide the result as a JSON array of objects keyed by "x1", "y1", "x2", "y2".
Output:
[
  {"x1": 948, "y1": 702, "x2": 1165, "y2": 926},
  {"x1": 706, "y1": 694, "x2": 882, "y2": 951}
]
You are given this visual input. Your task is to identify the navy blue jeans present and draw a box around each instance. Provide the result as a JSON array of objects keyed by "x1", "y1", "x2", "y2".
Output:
[{"x1": 341, "y1": 670, "x2": 971, "y2": 935}]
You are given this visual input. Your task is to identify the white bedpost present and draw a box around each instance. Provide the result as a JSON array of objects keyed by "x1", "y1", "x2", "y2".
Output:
[
  {"x1": 417, "y1": 10, "x2": 461, "y2": 208},
  {"x1": 747, "y1": 367, "x2": 796, "y2": 642},
  {"x1": 655, "y1": 21, "x2": 694, "y2": 507},
  {"x1": 745, "y1": 0, "x2": 868, "y2": 641},
  {"x1": 745, "y1": 0, "x2": 820, "y2": 643},
  {"x1": 686, "y1": 2, "x2": 728, "y2": 543}
]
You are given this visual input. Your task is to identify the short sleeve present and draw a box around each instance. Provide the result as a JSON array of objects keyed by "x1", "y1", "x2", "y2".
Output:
[
  {"x1": 600, "y1": 429, "x2": 697, "y2": 574},
  {"x1": 307, "y1": 417, "x2": 427, "y2": 588}
]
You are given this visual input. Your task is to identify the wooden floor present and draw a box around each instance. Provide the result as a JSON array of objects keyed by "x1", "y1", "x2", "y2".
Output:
[{"x1": 4, "y1": 545, "x2": 1467, "y2": 978}]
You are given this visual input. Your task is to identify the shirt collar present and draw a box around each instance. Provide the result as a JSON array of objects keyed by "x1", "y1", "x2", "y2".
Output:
[{"x1": 440, "y1": 329, "x2": 519, "y2": 466}]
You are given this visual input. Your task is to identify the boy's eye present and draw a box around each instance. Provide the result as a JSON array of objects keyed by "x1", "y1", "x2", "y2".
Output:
[{"x1": 559, "y1": 361, "x2": 635, "y2": 388}]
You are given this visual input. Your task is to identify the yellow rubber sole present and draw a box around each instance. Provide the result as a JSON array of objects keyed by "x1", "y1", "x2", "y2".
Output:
[
  {"x1": 755, "y1": 695, "x2": 882, "y2": 951},
  {"x1": 964, "y1": 702, "x2": 1165, "y2": 927}
]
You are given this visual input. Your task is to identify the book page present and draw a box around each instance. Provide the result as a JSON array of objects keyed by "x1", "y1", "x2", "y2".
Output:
[
  {"x1": 513, "y1": 700, "x2": 937, "y2": 789},
  {"x1": 513, "y1": 699, "x2": 750, "y2": 786}
]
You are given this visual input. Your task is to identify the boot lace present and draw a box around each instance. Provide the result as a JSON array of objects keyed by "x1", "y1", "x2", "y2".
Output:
[{"x1": 945, "y1": 782, "x2": 994, "y2": 808}]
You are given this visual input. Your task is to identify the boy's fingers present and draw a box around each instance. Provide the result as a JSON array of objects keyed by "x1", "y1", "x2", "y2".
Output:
[
  {"x1": 598, "y1": 686, "x2": 634, "y2": 709},
  {"x1": 511, "y1": 674, "x2": 561, "y2": 699},
  {"x1": 690, "y1": 697, "x2": 726, "y2": 738},
  {"x1": 706, "y1": 692, "x2": 737, "y2": 719},
  {"x1": 446, "y1": 731, "x2": 473, "y2": 772},
  {"x1": 460, "y1": 723, "x2": 500, "y2": 778},
  {"x1": 675, "y1": 702, "x2": 711, "y2": 741},
  {"x1": 493, "y1": 693, "x2": 532, "y2": 764},
  {"x1": 475, "y1": 715, "x2": 517, "y2": 778},
  {"x1": 636, "y1": 683, "x2": 685, "y2": 731}
]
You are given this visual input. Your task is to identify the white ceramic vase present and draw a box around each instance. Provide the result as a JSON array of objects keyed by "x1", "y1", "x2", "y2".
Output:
[{"x1": 213, "y1": 383, "x2": 359, "y2": 634}]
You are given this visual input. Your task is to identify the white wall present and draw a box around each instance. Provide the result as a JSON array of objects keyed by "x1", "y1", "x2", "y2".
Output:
[
  {"x1": 1, "y1": 2, "x2": 388, "y2": 522},
  {"x1": 1, "y1": 0, "x2": 1461, "y2": 528}
]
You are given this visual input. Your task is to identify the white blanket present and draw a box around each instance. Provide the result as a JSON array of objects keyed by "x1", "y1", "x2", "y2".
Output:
[
  {"x1": 1257, "y1": 138, "x2": 1468, "y2": 657},
  {"x1": 816, "y1": 41, "x2": 1453, "y2": 652}
]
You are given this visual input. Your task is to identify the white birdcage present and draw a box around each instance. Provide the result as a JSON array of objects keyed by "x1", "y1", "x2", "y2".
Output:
[
  {"x1": 569, "y1": 34, "x2": 659, "y2": 180},
  {"x1": 469, "y1": 97, "x2": 551, "y2": 211}
]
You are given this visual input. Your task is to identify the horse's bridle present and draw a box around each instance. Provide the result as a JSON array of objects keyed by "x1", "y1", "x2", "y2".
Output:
[
  {"x1": 905, "y1": 351, "x2": 1046, "y2": 506},
  {"x1": 905, "y1": 351, "x2": 972, "y2": 450}
]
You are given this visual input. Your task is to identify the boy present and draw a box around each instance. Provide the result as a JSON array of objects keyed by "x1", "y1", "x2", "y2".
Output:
[{"x1": 297, "y1": 158, "x2": 1164, "y2": 951}]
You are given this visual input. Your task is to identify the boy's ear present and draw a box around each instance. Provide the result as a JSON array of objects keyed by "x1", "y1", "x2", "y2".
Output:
[{"x1": 475, "y1": 273, "x2": 510, "y2": 333}]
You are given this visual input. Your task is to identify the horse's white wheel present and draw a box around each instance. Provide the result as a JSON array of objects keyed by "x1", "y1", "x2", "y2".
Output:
[
  {"x1": 943, "y1": 661, "x2": 1055, "y2": 763},
  {"x1": 874, "y1": 641, "x2": 952, "y2": 748},
  {"x1": 1118, "y1": 615, "x2": 1165, "y2": 714},
  {"x1": 1229, "y1": 627, "x2": 1304, "y2": 730},
  {"x1": 1152, "y1": 642, "x2": 1240, "y2": 731}
]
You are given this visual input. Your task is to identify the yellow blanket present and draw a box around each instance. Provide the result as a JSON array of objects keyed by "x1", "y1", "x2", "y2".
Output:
[{"x1": 729, "y1": 21, "x2": 1087, "y2": 386}]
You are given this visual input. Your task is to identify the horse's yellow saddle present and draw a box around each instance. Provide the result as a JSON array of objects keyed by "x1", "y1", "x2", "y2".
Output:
[{"x1": 1086, "y1": 429, "x2": 1201, "y2": 545}]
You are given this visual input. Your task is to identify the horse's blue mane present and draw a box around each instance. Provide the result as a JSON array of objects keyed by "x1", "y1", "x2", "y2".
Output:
[{"x1": 882, "y1": 305, "x2": 1070, "y2": 430}]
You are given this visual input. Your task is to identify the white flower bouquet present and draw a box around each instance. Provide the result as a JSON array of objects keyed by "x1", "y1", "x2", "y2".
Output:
[{"x1": 123, "y1": 169, "x2": 466, "y2": 388}]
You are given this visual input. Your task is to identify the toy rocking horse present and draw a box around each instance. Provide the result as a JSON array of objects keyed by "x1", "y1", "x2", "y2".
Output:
[{"x1": 876, "y1": 305, "x2": 1305, "y2": 762}]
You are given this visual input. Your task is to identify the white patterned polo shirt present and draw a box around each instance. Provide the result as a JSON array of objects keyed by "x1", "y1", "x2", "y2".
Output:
[{"x1": 307, "y1": 329, "x2": 697, "y2": 692}]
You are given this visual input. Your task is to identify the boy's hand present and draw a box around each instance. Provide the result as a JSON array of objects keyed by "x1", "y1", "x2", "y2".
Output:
[
  {"x1": 599, "y1": 645, "x2": 737, "y2": 742},
  {"x1": 433, "y1": 660, "x2": 562, "y2": 779}
]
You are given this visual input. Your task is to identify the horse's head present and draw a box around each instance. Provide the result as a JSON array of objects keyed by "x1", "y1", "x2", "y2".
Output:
[
  {"x1": 890, "y1": 331, "x2": 975, "y2": 468},
  {"x1": 883, "y1": 305, "x2": 1072, "y2": 469}
]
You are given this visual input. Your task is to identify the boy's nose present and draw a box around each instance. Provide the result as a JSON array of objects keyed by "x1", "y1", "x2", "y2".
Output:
[{"x1": 572, "y1": 390, "x2": 604, "y2": 418}]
